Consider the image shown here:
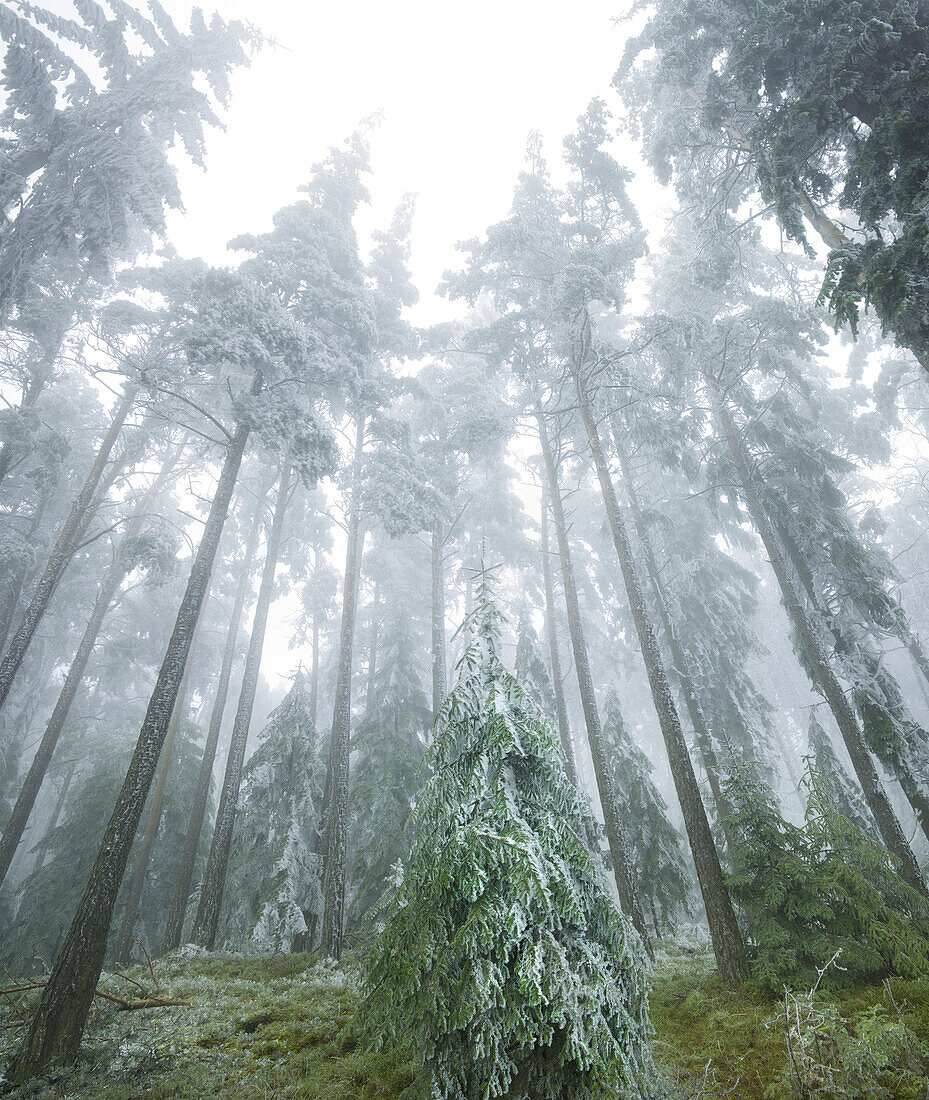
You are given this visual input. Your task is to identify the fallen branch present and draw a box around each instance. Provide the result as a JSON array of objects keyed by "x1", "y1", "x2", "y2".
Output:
[{"x1": 92, "y1": 989, "x2": 190, "y2": 1012}]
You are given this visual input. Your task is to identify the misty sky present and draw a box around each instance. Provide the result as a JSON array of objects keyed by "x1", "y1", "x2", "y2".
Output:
[{"x1": 162, "y1": 0, "x2": 650, "y2": 324}]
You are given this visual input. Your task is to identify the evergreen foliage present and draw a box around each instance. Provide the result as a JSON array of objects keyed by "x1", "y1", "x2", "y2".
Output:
[
  {"x1": 347, "y1": 602, "x2": 429, "y2": 929},
  {"x1": 220, "y1": 674, "x2": 323, "y2": 953},
  {"x1": 602, "y1": 692, "x2": 691, "y2": 937},
  {"x1": 725, "y1": 761, "x2": 929, "y2": 992},
  {"x1": 359, "y1": 573, "x2": 656, "y2": 1100},
  {"x1": 808, "y1": 715, "x2": 875, "y2": 837}
]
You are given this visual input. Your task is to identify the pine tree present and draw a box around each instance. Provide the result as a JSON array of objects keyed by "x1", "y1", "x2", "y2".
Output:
[
  {"x1": 359, "y1": 572, "x2": 656, "y2": 1100},
  {"x1": 347, "y1": 601, "x2": 429, "y2": 928},
  {"x1": 602, "y1": 692, "x2": 691, "y2": 938},
  {"x1": 220, "y1": 674, "x2": 323, "y2": 953}
]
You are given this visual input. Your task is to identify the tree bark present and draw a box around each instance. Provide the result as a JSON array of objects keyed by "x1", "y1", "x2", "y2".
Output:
[
  {"x1": 310, "y1": 612, "x2": 320, "y2": 732},
  {"x1": 112, "y1": 607, "x2": 204, "y2": 967},
  {"x1": 431, "y1": 521, "x2": 448, "y2": 721},
  {"x1": 535, "y1": 410, "x2": 651, "y2": 949},
  {"x1": 712, "y1": 389, "x2": 927, "y2": 897},
  {"x1": 8, "y1": 375, "x2": 258, "y2": 1082},
  {"x1": 320, "y1": 417, "x2": 366, "y2": 960},
  {"x1": 365, "y1": 589, "x2": 380, "y2": 714},
  {"x1": 32, "y1": 760, "x2": 76, "y2": 873},
  {"x1": 0, "y1": 383, "x2": 138, "y2": 718},
  {"x1": 192, "y1": 460, "x2": 293, "y2": 950},
  {"x1": 539, "y1": 482, "x2": 577, "y2": 785},
  {"x1": 570, "y1": 365, "x2": 747, "y2": 986},
  {"x1": 610, "y1": 424, "x2": 734, "y2": 851},
  {"x1": 0, "y1": 492, "x2": 49, "y2": 658},
  {"x1": 160, "y1": 495, "x2": 264, "y2": 954},
  {"x1": 0, "y1": 451, "x2": 181, "y2": 889}
]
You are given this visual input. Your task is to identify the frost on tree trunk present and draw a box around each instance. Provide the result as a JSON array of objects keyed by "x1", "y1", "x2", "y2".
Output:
[
  {"x1": 113, "y1": 608, "x2": 205, "y2": 966},
  {"x1": 320, "y1": 416, "x2": 366, "y2": 960},
  {"x1": 161, "y1": 492, "x2": 265, "y2": 954},
  {"x1": 611, "y1": 423, "x2": 735, "y2": 850},
  {"x1": 8, "y1": 380, "x2": 257, "y2": 1083},
  {"x1": 536, "y1": 410, "x2": 651, "y2": 949},
  {"x1": 0, "y1": 449, "x2": 181, "y2": 889},
  {"x1": 572, "y1": 360, "x2": 748, "y2": 986},
  {"x1": 192, "y1": 459, "x2": 293, "y2": 950},
  {"x1": 0, "y1": 383, "x2": 138, "y2": 718},
  {"x1": 712, "y1": 388, "x2": 927, "y2": 899},
  {"x1": 540, "y1": 483, "x2": 578, "y2": 785},
  {"x1": 431, "y1": 520, "x2": 447, "y2": 721}
]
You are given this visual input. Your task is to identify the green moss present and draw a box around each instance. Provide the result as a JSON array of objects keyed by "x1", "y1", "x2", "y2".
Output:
[{"x1": 649, "y1": 943, "x2": 929, "y2": 1097}]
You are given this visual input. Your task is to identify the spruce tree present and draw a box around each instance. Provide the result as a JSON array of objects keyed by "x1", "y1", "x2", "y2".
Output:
[
  {"x1": 359, "y1": 571, "x2": 656, "y2": 1100},
  {"x1": 602, "y1": 692, "x2": 692, "y2": 938},
  {"x1": 808, "y1": 715, "x2": 875, "y2": 838},
  {"x1": 220, "y1": 674, "x2": 324, "y2": 953}
]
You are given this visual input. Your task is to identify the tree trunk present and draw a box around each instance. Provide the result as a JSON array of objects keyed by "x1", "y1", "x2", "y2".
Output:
[
  {"x1": 0, "y1": 383, "x2": 138, "y2": 718},
  {"x1": 160, "y1": 495, "x2": 265, "y2": 955},
  {"x1": 712, "y1": 389, "x2": 927, "y2": 897},
  {"x1": 365, "y1": 590, "x2": 380, "y2": 714},
  {"x1": 535, "y1": 410, "x2": 651, "y2": 949},
  {"x1": 192, "y1": 460, "x2": 293, "y2": 950},
  {"x1": 320, "y1": 417, "x2": 366, "y2": 961},
  {"x1": 32, "y1": 760, "x2": 76, "y2": 873},
  {"x1": 539, "y1": 483, "x2": 577, "y2": 785},
  {"x1": 571, "y1": 366, "x2": 747, "y2": 986},
  {"x1": 8, "y1": 376, "x2": 258, "y2": 1082},
  {"x1": 112, "y1": 609, "x2": 203, "y2": 967},
  {"x1": 610, "y1": 424, "x2": 734, "y2": 851},
  {"x1": 0, "y1": 492, "x2": 49, "y2": 658},
  {"x1": 310, "y1": 612, "x2": 320, "y2": 732},
  {"x1": 0, "y1": 451, "x2": 181, "y2": 889},
  {"x1": 772, "y1": 508, "x2": 929, "y2": 848},
  {"x1": 431, "y1": 521, "x2": 448, "y2": 721}
]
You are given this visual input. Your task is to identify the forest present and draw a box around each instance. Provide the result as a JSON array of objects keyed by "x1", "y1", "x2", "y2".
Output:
[{"x1": 1, "y1": 0, "x2": 929, "y2": 1096}]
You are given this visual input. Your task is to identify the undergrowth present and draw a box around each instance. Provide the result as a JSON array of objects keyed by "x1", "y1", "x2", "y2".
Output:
[{"x1": 1, "y1": 942, "x2": 928, "y2": 1097}]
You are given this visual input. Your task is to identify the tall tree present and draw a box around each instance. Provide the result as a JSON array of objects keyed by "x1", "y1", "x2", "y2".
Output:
[
  {"x1": 9, "y1": 268, "x2": 326, "y2": 1080},
  {"x1": 191, "y1": 459, "x2": 293, "y2": 949}
]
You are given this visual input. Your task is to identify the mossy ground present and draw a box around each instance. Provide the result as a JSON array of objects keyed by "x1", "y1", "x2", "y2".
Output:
[
  {"x1": 2, "y1": 943, "x2": 929, "y2": 1097},
  {"x1": 0, "y1": 949, "x2": 415, "y2": 1099}
]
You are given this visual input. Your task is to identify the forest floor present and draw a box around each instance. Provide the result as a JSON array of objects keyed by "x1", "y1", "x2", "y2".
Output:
[{"x1": 1, "y1": 941, "x2": 928, "y2": 1098}]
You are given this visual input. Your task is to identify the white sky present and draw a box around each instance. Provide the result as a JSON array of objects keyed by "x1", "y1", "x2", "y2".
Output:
[{"x1": 163, "y1": 0, "x2": 646, "y2": 323}]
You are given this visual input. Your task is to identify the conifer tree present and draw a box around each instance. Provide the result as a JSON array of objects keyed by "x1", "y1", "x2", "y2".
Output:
[
  {"x1": 808, "y1": 715, "x2": 875, "y2": 838},
  {"x1": 602, "y1": 692, "x2": 692, "y2": 938},
  {"x1": 359, "y1": 571, "x2": 656, "y2": 1100},
  {"x1": 220, "y1": 674, "x2": 324, "y2": 953}
]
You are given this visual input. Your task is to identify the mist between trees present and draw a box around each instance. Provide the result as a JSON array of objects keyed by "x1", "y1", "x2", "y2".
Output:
[{"x1": 1, "y1": 1, "x2": 929, "y2": 1096}]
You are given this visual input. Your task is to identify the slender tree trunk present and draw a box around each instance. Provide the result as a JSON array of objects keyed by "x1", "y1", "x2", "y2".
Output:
[
  {"x1": 431, "y1": 521, "x2": 448, "y2": 721},
  {"x1": 610, "y1": 426, "x2": 734, "y2": 851},
  {"x1": 540, "y1": 483, "x2": 577, "y2": 785},
  {"x1": 0, "y1": 492, "x2": 50, "y2": 658},
  {"x1": 535, "y1": 411, "x2": 650, "y2": 949},
  {"x1": 0, "y1": 384, "x2": 138, "y2": 719},
  {"x1": 160, "y1": 497, "x2": 264, "y2": 955},
  {"x1": 712, "y1": 389, "x2": 926, "y2": 897},
  {"x1": 112, "y1": 607, "x2": 205, "y2": 966},
  {"x1": 320, "y1": 418, "x2": 366, "y2": 960},
  {"x1": 0, "y1": 452, "x2": 181, "y2": 889},
  {"x1": 365, "y1": 590, "x2": 380, "y2": 714},
  {"x1": 9, "y1": 377, "x2": 259, "y2": 1082},
  {"x1": 772, "y1": 510, "x2": 929, "y2": 848},
  {"x1": 310, "y1": 613, "x2": 320, "y2": 732},
  {"x1": 192, "y1": 461, "x2": 292, "y2": 950},
  {"x1": 32, "y1": 760, "x2": 76, "y2": 873},
  {"x1": 570, "y1": 368, "x2": 747, "y2": 987},
  {"x1": 911, "y1": 649, "x2": 929, "y2": 713}
]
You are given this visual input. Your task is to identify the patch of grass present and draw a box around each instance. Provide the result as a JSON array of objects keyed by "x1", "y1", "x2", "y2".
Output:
[
  {"x1": 0, "y1": 951, "x2": 414, "y2": 1100},
  {"x1": 649, "y1": 940, "x2": 929, "y2": 1098}
]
